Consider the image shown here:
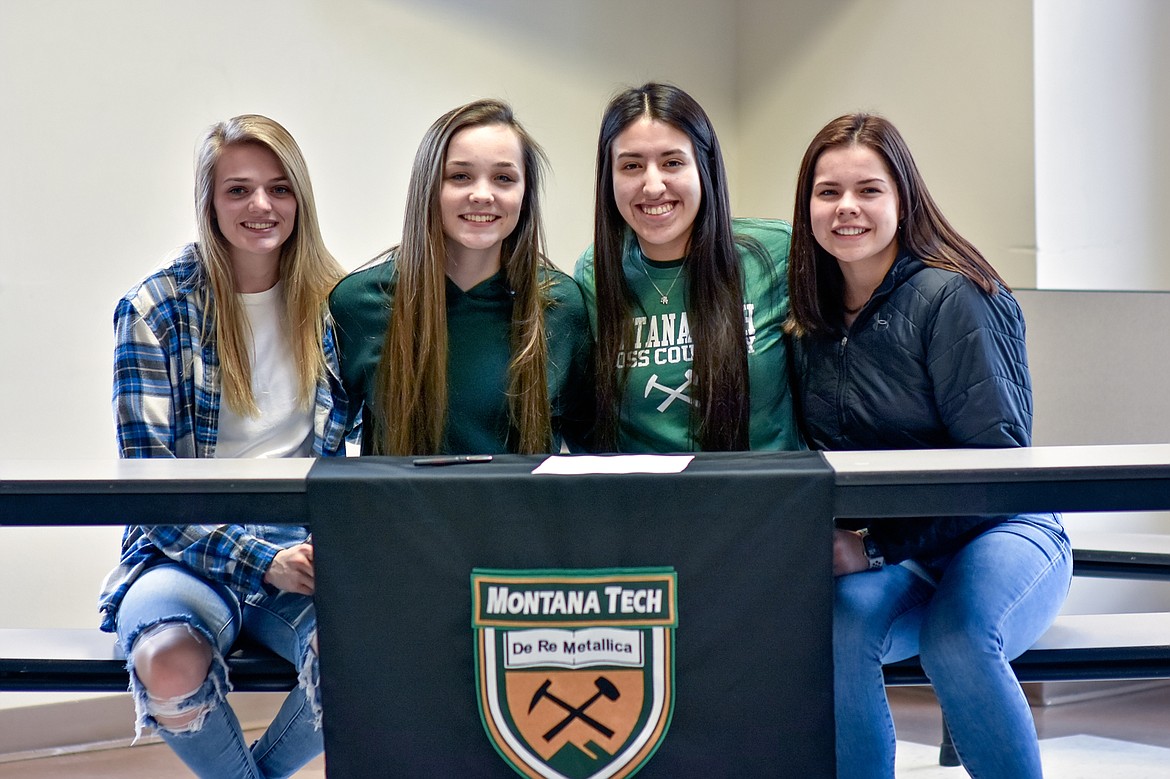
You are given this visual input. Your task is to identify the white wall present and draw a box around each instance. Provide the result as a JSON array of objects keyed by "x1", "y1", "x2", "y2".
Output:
[
  {"x1": 0, "y1": 0, "x2": 740, "y2": 442},
  {"x1": 0, "y1": 0, "x2": 740, "y2": 710},
  {"x1": 736, "y1": 0, "x2": 1037, "y2": 287},
  {"x1": 1019, "y1": 288, "x2": 1170, "y2": 614},
  {"x1": 1032, "y1": 0, "x2": 1170, "y2": 614},
  {"x1": 1035, "y1": 0, "x2": 1170, "y2": 291},
  {"x1": 1021, "y1": 290, "x2": 1170, "y2": 448}
]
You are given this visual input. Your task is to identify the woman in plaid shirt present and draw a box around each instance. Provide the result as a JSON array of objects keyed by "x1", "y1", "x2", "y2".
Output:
[{"x1": 98, "y1": 114, "x2": 346, "y2": 778}]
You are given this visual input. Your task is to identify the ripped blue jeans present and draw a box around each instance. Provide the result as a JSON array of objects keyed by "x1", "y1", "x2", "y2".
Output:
[{"x1": 115, "y1": 563, "x2": 321, "y2": 779}]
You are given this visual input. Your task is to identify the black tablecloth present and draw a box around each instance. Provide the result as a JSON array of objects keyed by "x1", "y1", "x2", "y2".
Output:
[{"x1": 308, "y1": 452, "x2": 835, "y2": 778}]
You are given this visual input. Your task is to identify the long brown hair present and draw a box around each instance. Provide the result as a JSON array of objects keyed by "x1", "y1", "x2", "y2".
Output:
[
  {"x1": 592, "y1": 83, "x2": 754, "y2": 451},
  {"x1": 193, "y1": 114, "x2": 342, "y2": 415},
  {"x1": 372, "y1": 99, "x2": 554, "y2": 455},
  {"x1": 787, "y1": 113, "x2": 1007, "y2": 337}
]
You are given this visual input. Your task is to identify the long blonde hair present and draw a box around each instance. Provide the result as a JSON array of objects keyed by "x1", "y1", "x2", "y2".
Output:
[
  {"x1": 373, "y1": 99, "x2": 553, "y2": 455},
  {"x1": 193, "y1": 114, "x2": 343, "y2": 414}
]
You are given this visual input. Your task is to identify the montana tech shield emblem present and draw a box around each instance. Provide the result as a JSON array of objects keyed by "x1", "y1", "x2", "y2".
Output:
[{"x1": 472, "y1": 568, "x2": 677, "y2": 779}]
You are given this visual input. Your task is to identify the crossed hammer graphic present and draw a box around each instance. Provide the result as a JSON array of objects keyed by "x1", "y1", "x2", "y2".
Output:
[
  {"x1": 528, "y1": 676, "x2": 621, "y2": 741},
  {"x1": 644, "y1": 369, "x2": 693, "y2": 412}
]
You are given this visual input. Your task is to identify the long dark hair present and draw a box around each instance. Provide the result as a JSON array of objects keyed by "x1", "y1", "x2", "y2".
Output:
[
  {"x1": 592, "y1": 82, "x2": 752, "y2": 451},
  {"x1": 788, "y1": 113, "x2": 1007, "y2": 337},
  {"x1": 373, "y1": 99, "x2": 554, "y2": 455}
]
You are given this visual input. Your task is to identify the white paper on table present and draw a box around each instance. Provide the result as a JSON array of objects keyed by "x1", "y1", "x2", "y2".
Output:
[{"x1": 531, "y1": 454, "x2": 694, "y2": 475}]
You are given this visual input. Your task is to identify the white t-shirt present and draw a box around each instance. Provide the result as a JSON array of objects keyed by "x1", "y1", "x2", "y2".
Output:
[{"x1": 215, "y1": 281, "x2": 314, "y2": 459}]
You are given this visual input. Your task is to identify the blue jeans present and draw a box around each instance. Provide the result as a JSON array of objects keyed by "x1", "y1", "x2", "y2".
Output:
[
  {"x1": 834, "y1": 513, "x2": 1071, "y2": 779},
  {"x1": 115, "y1": 564, "x2": 321, "y2": 779}
]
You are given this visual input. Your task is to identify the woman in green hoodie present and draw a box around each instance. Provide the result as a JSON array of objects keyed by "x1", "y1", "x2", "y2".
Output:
[{"x1": 329, "y1": 99, "x2": 592, "y2": 456}]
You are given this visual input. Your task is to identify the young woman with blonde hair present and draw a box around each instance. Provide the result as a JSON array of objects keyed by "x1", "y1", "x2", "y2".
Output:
[
  {"x1": 100, "y1": 114, "x2": 346, "y2": 778},
  {"x1": 330, "y1": 99, "x2": 591, "y2": 455}
]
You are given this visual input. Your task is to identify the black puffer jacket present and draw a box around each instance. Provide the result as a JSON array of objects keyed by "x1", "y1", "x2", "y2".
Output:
[{"x1": 793, "y1": 252, "x2": 1032, "y2": 564}]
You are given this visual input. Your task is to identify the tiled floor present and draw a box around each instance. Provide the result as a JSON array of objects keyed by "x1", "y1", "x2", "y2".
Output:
[
  {"x1": 1, "y1": 684, "x2": 1168, "y2": 776},
  {"x1": 894, "y1": 736, "x2": 1170, "y2": 779},
  {"x1": 889, "y1": 683, "x2": 1170, "y2": 777}
]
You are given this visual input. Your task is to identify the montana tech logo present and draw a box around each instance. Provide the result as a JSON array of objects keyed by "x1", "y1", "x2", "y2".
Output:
[{"x1": 472, "y1": 568, "x2": 677, "y2": 779}]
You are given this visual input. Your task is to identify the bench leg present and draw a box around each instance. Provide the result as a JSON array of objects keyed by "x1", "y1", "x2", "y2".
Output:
[{"x1": 939, "y1": 714, "x2": 961, "y2": 767}]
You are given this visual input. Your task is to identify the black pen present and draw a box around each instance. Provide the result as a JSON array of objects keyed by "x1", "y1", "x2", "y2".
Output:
[{"x1": 412, "y1": 454, "x2": 494, "y2": 467}]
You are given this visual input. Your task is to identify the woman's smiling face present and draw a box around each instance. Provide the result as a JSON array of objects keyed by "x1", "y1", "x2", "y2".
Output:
[
  {"x1": 809, "y1": 144, "x2": 901, "y2": 277},
  {"x1": 611, "y1": 116, "x2": 702, "y2": 262},
  {"x1": 439, "y1": 123, "x2": 526, "y2": 266},
  {"x1": 213, "y1": 142, "x2": 297, "y2": 270}
]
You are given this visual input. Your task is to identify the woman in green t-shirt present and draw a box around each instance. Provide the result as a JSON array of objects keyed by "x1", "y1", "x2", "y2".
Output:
[{"x1": 574, "y1": 83, "x2": 799, "y2": 453}]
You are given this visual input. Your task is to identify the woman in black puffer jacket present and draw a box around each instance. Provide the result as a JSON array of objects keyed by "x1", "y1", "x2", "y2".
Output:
[{"x1": 787, "y1": 113, "x2": 1072, "y2": 779}]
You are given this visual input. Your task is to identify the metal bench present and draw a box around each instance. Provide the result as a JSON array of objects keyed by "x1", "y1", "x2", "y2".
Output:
[
  {"x1": 0, "y1": 628, "x2": 298, "y2": 693},
  {"x1": 883, "y1": 611, "x2": 1170, "y2": 687},
  {"x1": 4, "y1": 544, "x2": 1167, "y2": 771}
]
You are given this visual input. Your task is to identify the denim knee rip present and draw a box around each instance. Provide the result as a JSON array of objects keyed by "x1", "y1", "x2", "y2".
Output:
[
  {"x1": 124, "y1": 618, "x2": 231, "y2": 743},
  {"x1": 298, "y1": 628, "x2": 322, "y2": 731}
]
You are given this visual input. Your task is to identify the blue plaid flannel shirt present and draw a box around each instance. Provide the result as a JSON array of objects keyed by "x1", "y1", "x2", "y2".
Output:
[{"x1": 99, "y1": 245, "x2": 350, "y2": 632}]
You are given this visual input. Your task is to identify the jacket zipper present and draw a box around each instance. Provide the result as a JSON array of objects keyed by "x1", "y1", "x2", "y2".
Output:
[{"x1": 837, "y1": 335, "x2": 849, "y2": 435}]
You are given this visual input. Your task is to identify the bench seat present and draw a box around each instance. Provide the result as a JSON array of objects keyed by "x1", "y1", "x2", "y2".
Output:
[
  {"x1": 5, "y1": 539, "x2": 1170, "y2": 695},
  {"x1": 1071, "y1": 532, "x2": 1170, "y2": 580},
  {"x1": 884, "y1": 612, "x2": 1170, "y2": 685},
  {"x1": 0, "y1": 628, "x2": 297, "y2": 693}
]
